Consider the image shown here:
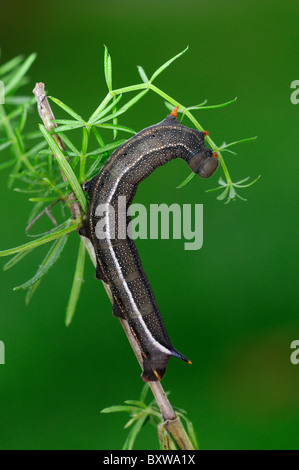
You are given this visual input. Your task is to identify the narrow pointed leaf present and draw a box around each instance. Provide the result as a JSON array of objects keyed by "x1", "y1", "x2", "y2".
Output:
[
  {"x1": 217, "y1": 186, "x2": 230, "y2": 201},
  {"x1": 58, "y1": 132, "x2": 80, "y2": 155},
  {"x1": 104, "y1": 45, "x2": 113, "y2": 91},
  {"x1": 49, "y1": 97, "x2": 85, "y2": 123},
  {"x1": 139, "y1": 383, "x2": 150, "y2": 403},
  {"x1": 229, "y1": 185, "x2": 236, "y2": 199},
  {"x1": 0, "y1": 221, "x2": 79, "y2": 258},
  {"x1": 123, "y1": 414, "x2": 148, "y2": 450},
  {"x1": 0, "y1": 55, "x2": 23, "y2": 76},
  {"x1": 124, "y1": 400, "x2": 147, "y2": 409},
  {"x1": 5, "y1": 53, "x2": 36, "y2": 94},
  {"x1": 150, "y1": 46, "x2": 189, "y2": 83},
  {"x1": 39, "y1": 125, "x2": 87, "y2": 212},
  {"x1": 205, "y1": 185, "x2": 227, "y2": 193},
  {"x1": 220, "y1": 136, "x2": 258, "y2": 150},
  {"x1": 3, "y1": 250, "x2": 33, "y2": 271},
  {"x1": 235, "y1": 192, "x2": 247, "y2": 201},
  {"x1": 95, "y1": 89, "x2": 148, "y2": 124},
  {"x1": 137, "y1": 66, "x2": 149, "y2": 83},
  {"x1": 87, "y1": 139, "x2": 125, "y2": 157},
  {"x1": 17, "y1": 105, "x2": 28, "y2": 133},
  {"x1": 65, "y1": 239, "x2": 86, "y2": 326},
  {"x1": 195, "y1": 97, "x2": 237, "y2": 110},
  {"x1": 186, "y1": 421, "x2": 199, "y2": 449},
  {"x1": 0, "y1": 159, "x2": 15, "y2": 170},
  {"x1": 90, "y1": 93, "x2": 122, "y2": 123},
  {"x1": 53, "y1": 122, "x2": 84, "y2": 132},
  {"x1": 234, "y1": 175, "x2": 261, "y2": 188},
  {"x1": 177, "y1": 171, "x2": 196, "y2": 189},
  {"x1": 92, "y1": 127, "x2": 105, "y2": 148},
  {"x1": 14, "y1": 234, "x2": 68, "y2": 291},
  {"x1": 101, "y1": 405, "x2": 135, "y2": 414},
  {"x1": 112, "y1": 97, "x2": 118, "y2": 140},
  {"x1": 96, "y1": 123, "x2": 135, "y2": 135}
]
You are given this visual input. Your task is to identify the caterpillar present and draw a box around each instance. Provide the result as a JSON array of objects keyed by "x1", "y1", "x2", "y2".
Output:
[{"x1": 79, "y1": 108, "x2": 219, "y2": 381}]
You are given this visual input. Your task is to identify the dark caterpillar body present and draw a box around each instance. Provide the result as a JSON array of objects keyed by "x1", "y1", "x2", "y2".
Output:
[{"x1": 80, "y1": 112, "x2": 218, "y2": 381}]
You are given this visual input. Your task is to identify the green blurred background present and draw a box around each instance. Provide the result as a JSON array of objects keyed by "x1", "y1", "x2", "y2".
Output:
[{"x1": 0, "y1": 0, "x2": 298, "y2": 450}]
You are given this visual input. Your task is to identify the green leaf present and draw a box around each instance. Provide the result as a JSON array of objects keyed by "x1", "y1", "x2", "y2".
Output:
[
  {"x1": 124, "y1": 417, "x2": 138, "y2": 429},
  {"x1": 124, "y1": 400, "x2": 147, "y2": 409},
  {"x1": 178, "y1": 415, "x2": 199, "y2": 450},
  {"x1": 92, "y1": 127, "x2": 105, "y2": 148},
  {"x1": 219, "y1": 136, "x2": 258, "y2": 150},
  {"x1": 185, "y1": 420, "x2": 198, "y2": 449},
  {"x1": 25, "y1": 280, "x2": 40, "y2": 305},
  {"x1": 101, "y1": 405, "x2": 135, "y2": 414},
  {"x1": 137, "y1": 66, "x2": 149, "y2": 83},
  {"x1": 229, "y1": 185, "x2": 236, "y2": 199},
  {"x1": 0, "y1": 158, "x2": 15, "y2": 170},
  {"x1": 90, "y1": 93, "x2": 122, "y2": 123},
  {"x1": 235, "y1": 192, "x2": 247, "y2": 202},
  {"x1": 0, "y1": 55, "x2": 23, "y2": 76},
  {"x1": 14, "y1": 234, "x2": 68, "y2": 291},
  {"x1": 25, "y1": 140, "x2": 47, "y2": 157},
  {"x1": 123, "y1": 414, "x2": 148, "y2": 450},
  {"x1": 205, "y1": 185, "x2": 225, "y2": 193},
  {"x1": 217, "y1": 186, "x2": 229, "y2": 201},
  {"x1": 17, "y1": 105, "x2": 28, "y2": 134},
  {"x1": 139, "y1": 383, "x2": 150, "y2": 403},
  {"x1": 49, "y1": 97, "x2": 86, "y2": 123},
  {"x1": 29, "y1": 197, "x2": 58, "y2": 202},
  {"x1": 58, "y1": 132, "x2": 80, "y2": 155},
  {"x1": 23, "y1": 130, "x2": 44, "y2": 140},
  {"x1": 39, "y1": 125, "x2": 87, "y2": 212},
  {"x1": 87, "y1": 139, "x2": 125, "y2": 157},
  {"x1": 65, "y1": 239, "x2": 86, "y2": 326},
  {"x1": 88, "y1": 94, "x2": 113, "y2": 123},
  {"x1": 234, "y1": 175, "x2": 261, "y2": 188},
  {"x1": 104, "y1": 45, "x2": 113, "y2": 91},
  {"x1": 0, "y1": 221, "x2": 79, "y2": 258},
  {"x1": 53, "y1": 121, "x2": 84, "y2": 132},
  {"x1": 112, "y1": 97, "x2": 118, "y2": 140},
  {"x1": 150, "y1": 46, "x2": 189, "y2": 83},
  {"x1": 81, "y1": 127, "x2": 90, "y2": 156},
  {"x1": 176, "y1": 172, "x2": 196, "y2": 189},
  {"x1": 95, "y1": 90, "x2": 148, "y2": 125},
  {"x1": 193, "y1": 97, "x2": 237, "y2": 110},
  {"x1": 4, "y1": 95, "x2": 35, "y2": 106},
  {"x1": 85, "y1": 156, "x2": 105, "y2": 180},
  {"x1": 95, "y1": 123, "x2": 135, "y2": 135},
  {"x1": 2, "y1": 250, "x2": 33, "y2": 271},
  {"x1": 5, "y1": 53, "x2": 36, "y2": 94}
]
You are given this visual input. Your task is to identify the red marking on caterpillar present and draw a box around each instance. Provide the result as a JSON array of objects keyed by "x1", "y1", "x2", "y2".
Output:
[{"x1": 170, "y1": 106, "x2": 179, "y2": 118}]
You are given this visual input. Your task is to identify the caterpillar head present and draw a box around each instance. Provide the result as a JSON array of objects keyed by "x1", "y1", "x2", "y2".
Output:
[{"x1": 188, "y1": 147, "x2": 219, "y2": 178}]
